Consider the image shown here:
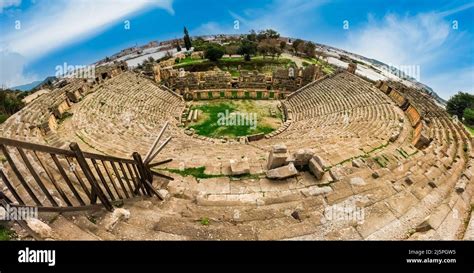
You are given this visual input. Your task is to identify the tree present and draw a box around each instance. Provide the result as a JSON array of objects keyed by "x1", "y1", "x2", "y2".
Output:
[
  {"x1": 292, "y1": 39, "x2": 304, "y2": 55},
  {"x1": 204, "y1": 44, "x2": 224, "y2": 62},
  {"x1": 303, "y1": 41, "x2": 316, "y2": 58},
  {"x1": 192, "y1": 37, "x2": 208, "y2": 51},
  {"x1": 464, "y1": 108, "x2": 474, "y2": 126},
  {"x1": 238, "y1": 39, "x2": 257, "y2": 61},
  {"x1": 224, "y1": 44, "x2": 239, "y2": 56},
  {"x1": 140, "y1": 57, "x2": 155, "y2": 75},
  {"x1": 175, "y1": 40, "x2": 182, "y2": 52},
  {"x1": 257, "y1": 29, "x2": 280, "y2": 42},
  {"x1": 0, "y1": 90, "x2": 25, "y2": 119},
  {"x1": 258, "y1": 38, "x2": 281, "y2": 59},
  {"x1": 247, "y1": 30, "x2": 257, "y2": 42},
  {"x1": 280, "y1": 41, "x2": 287, "y2": 51},
  {"x1": 446, "y1": 92, "x2": 474, "y2": 119},
  {"x1": 257, "y1": 40, "x2": 270, "y2": 57},
  {"x1": 183, "y1": 27, "x2": 192, "y2": 50}
]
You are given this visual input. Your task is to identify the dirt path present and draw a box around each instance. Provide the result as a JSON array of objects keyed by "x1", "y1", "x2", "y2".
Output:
[{"x1": 281, "y1": 53, "x2": 305, "y2": 68}]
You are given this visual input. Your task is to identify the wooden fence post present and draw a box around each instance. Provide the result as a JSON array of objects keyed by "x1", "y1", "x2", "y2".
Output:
[
  {"x1": 132, "y1": 152, "x2": 152, "y2": 197},
  {"x1": 69, "y1": 143, "x2": 113, "y2": 211}
]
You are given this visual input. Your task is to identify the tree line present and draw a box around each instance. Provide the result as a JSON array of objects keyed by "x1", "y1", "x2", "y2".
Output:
[
  {"x1": 446, "y1": 92, "x2": 474, "y2": 127},
  {"x1": 0, "y1": 89, "x2": 27, "y2": 123}
]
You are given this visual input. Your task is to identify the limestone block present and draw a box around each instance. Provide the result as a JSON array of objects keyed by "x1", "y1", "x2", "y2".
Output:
[
  {"x1": 267, "y1": 150, "x2": 289, "y2": 170},
  {"x1": 293, "y1": 149, "x2": 315, "y2": 168},
  {"x1": 313, "y1": 155, "x2": 329, "y2": 169},
  {"x1": 26, "y1": 218, "x2": 53, "y2": 239},
  {"x1": 103, "y1": 208, "x2": 130, "y2": 231},
  {"x1": 308, "y1": 158, "x2": 324, "y2": 180},
  {"x1": 266, "y1": 163, "x2": 298, "y2": 179},
  {"x1": 230, "y1": 158, "x2": 250, "y2": 175}
]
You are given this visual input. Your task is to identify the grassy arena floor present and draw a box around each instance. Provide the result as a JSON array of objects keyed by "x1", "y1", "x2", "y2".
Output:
[{"x1": 188, "y1": 99, "x2": 283, "y2": 138}]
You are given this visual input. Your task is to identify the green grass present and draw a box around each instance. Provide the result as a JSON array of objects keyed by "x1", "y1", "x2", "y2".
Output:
[
  {"x1": 189, "y1": 100, "x2": 279, "y2": 138},
  {"x1": 303, "y1": 57, "x2": 335, "y2": 74},
  {"x1": 175, "y1": 57, "x2": 293, "y2": 75},
  {"x1": 465, "y1": 124, "x2": 474, "y2": 136},
  {"x1": 174, "y1": 57, "x2": 206, "y2": 67},
  {"x1": 373, "y1": 156, "x2": 387, "y2": 168},
  {"x1": 200, "y1": 217, "x2": 210, "y2": 226},
  {"x1": 0, "y1": 114, "x2": 9, "y2": 124},
  {"x1": 0, "y1": 225, "x2": 16, "y2": 241},
  {"x1": 397, "y1": 148, "x2": 409, "y2": 159},
  {"x1": 160, "y1": 166, "x2": 222, "y2": 179},
  {"x1": 156, "y1": 166, "x2": 264, "y2": 180},
  {"x1": 58, "y1": 112, "x2": 73, "y2": 124}
]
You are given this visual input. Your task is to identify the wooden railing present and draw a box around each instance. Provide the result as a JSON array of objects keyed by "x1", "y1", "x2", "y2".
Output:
[{"x1": 0, "y1": 123, "x2": 173, "y2": 212}]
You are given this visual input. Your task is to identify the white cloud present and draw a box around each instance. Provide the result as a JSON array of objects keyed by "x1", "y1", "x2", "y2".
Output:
[
  {"x1": 0, "y1": 0, "x2": 21, "y2": 13},
  {"x1": 0, "y1": 50, "x2": 37, "y2": 88},
  {"x1": 0, "y1": 0, "x2": 174, "y2": 87},
  {"x1": 424, "y1": 67, "x2": 474, "y2": 99},
  {"x1": 339, "y1": 5, "x2": 473, "y2": 99},
  {"x1": 342, "y1": 12, "x2": 452, "y2": 67},
  {"x1": 3, "y1": 0, "x2": 174, "y2": 59},
  {"x1": 192, "y1": 22, "x2": 233, "y2": 36}
]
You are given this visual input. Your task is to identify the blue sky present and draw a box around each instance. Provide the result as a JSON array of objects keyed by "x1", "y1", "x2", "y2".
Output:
[{"x1": 0, "y1": 0, "x2": 473, "y2": 99}]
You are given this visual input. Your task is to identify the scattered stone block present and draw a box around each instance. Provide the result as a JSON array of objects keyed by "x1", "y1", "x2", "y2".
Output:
[
  {"x1": 230, "y1": 158, "x2": 250, "y2": 175},
  {"x1": 404, "y1": 176, "x2": 414, "y2": 185},
  {"x1": 272, "y1": 144, "x2": 287, "y2": 153},
  {"x1": 351, "y1": 158, "x2": 364, "y2": 168},
  {"x1": 266, "y1": 163, "x2": 298, "y2": 179},
  {"x1": 293, "y1": 149, "x2": 314, "y2": 168},
  {"x1": 285, "y1": 154, "x2": 295, "y2": 165},
  {"x1": 455, "y1": 177, "x2": 467, "y2": 193},
  {"x1": 26, "y1": 218, "x2": 53, "y2": 239},
  {"x1": 415, "y1": 221, "x2": 432, "y2": 232},
  {"x1": 389, "y1": 131, "x2": 400, "y2": 142},
  {"x1": 308, "y1": 158, "x2": 324, "y2": 180},
  {"x1": 267, "y1": 145, "x2": 289, "y2": 170},
  {"x1": 300, "y1": 186, "x2": 332, "y2": 197},
  {"x1": 104, "y1": 208, "x2": 130, "y2": 231},
  {"x1": 350, "y1": 177, "x2": 366, "y2": 186},
  {"x1": 313, "y1": 155, "x2": 329, "y2": 169},
  {"x1": 158, "y1": 189, "x2": 170, "y2": 199},
  {"x1": 329, "y1": 165, "x2": 345, "y2": 181}
]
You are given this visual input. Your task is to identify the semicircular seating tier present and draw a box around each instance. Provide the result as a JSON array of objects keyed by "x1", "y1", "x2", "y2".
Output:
[{"x1": 0, "y1": 68, "x2": 472, "y2": 241}]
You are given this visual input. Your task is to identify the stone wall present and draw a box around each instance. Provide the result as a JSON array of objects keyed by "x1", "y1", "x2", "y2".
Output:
[
  {"x1": 347, "y1": 62, "x2": 357, "y2": 74},
  {"x1": 405, "y1": 105, "x2": 421, "y2": 127},
  {"x1": 39, "y1": 114, "x2": 59, "y2": 134},
  {"x1": 375, "y1": 81, "x2": 432, "y2": 149},
  {"x1": 51, "y1": 100, "x2": 71, "y2": 119},
  {"x1": 157, "y1": 64, "x2": 323, "y2": 93},
  {"x1": 95, "y1": 61, "x2": 128, "y2": 84},
  {"x1": 389, "y1": 89, "x2": 408, "y2": 109},
  {"x1": 187, "y1": 89, "x2": 289, "y2": 100}
]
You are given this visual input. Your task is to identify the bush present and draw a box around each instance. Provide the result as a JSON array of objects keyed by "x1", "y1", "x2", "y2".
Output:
[
  {"x1": 204, "y1": 44, "x2": 224, "y2": 62},
  {"x1": 446, "y1": 92, "x2": 474, "y2": 119},
  {"x1": 238, "y1": 39, "x2": 257, "y2": 61},
  {"x1": 463, "y1": 108, "x2": 474, "y2": 126}
]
